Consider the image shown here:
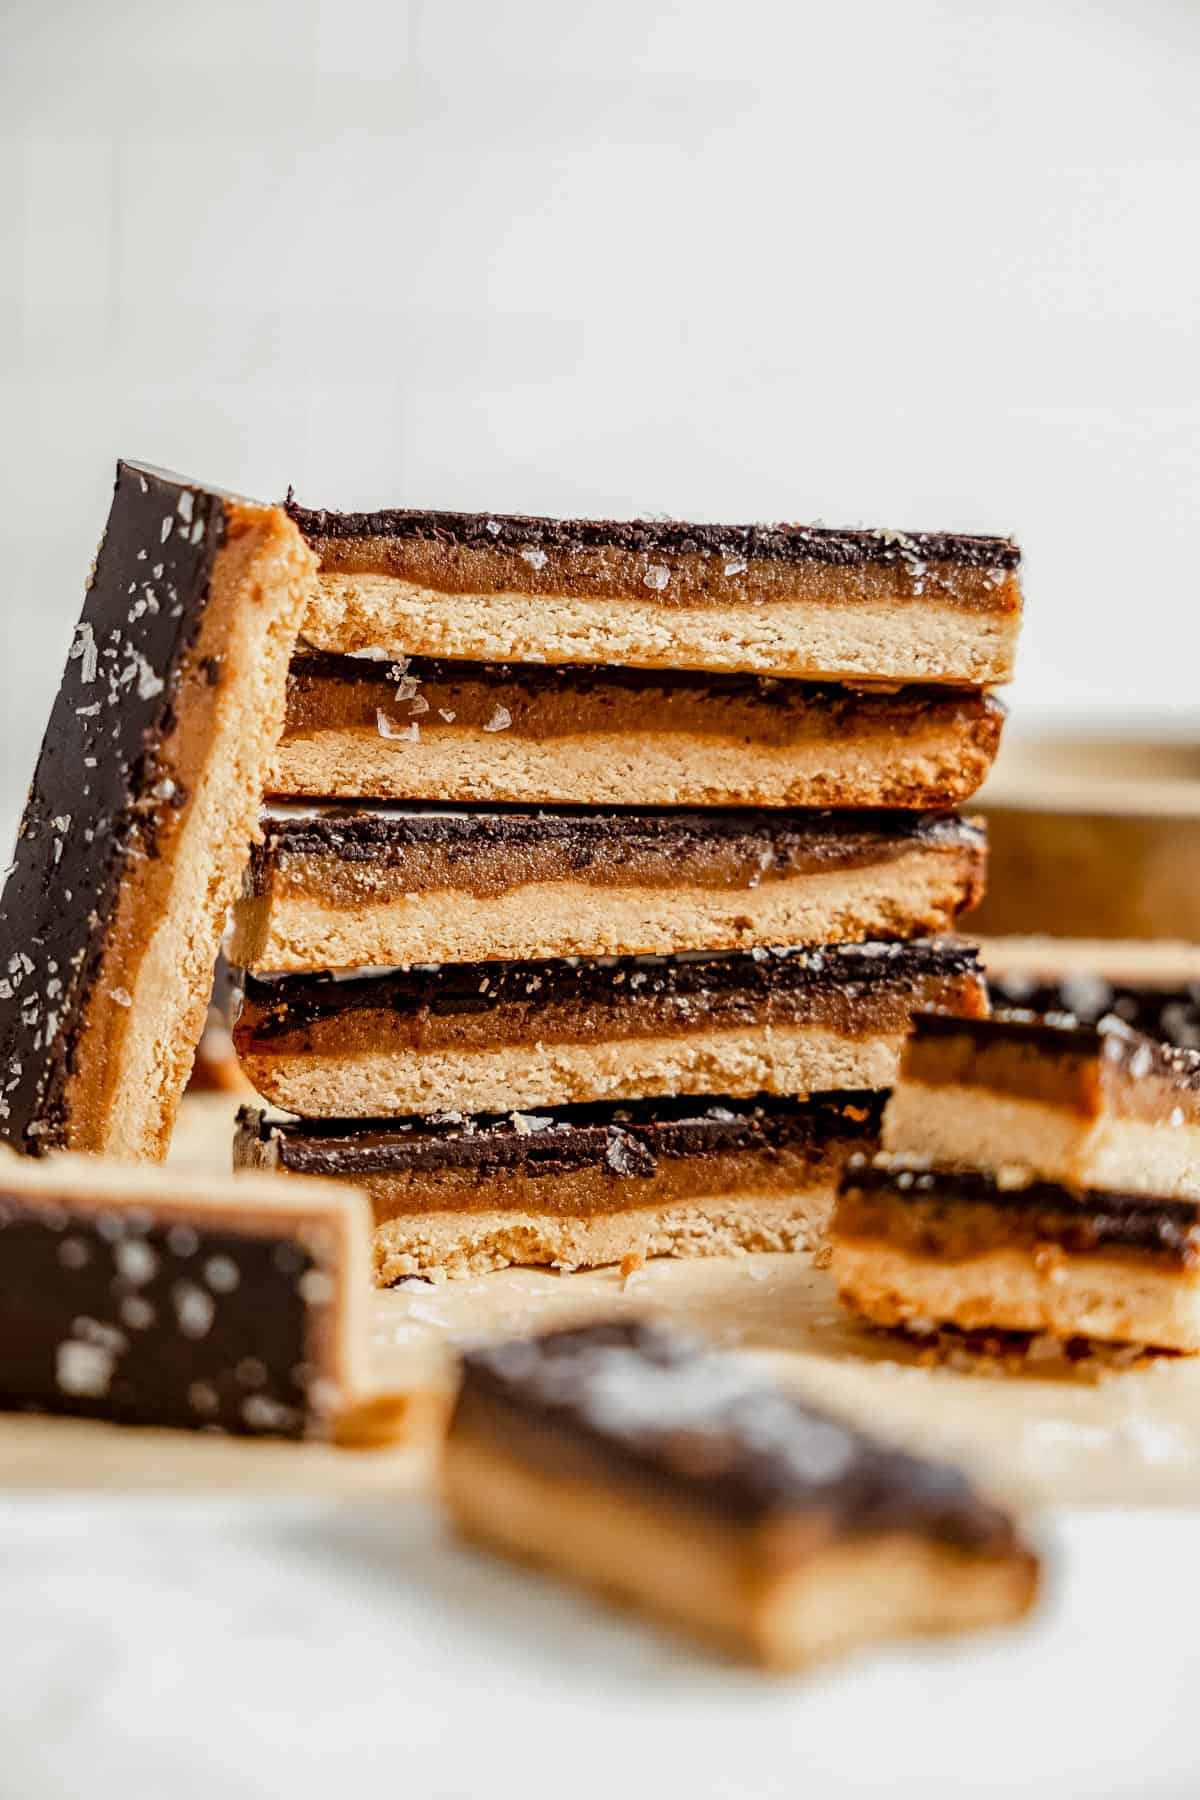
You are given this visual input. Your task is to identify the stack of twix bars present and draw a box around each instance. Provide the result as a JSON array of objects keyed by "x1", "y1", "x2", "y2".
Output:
[
  {"x1": 832, "y1": 1005, "x2": 1200, "y2": 1352},
  {"x1": 230, "y1": 502, "x2": 1022, "y2": 1283}
]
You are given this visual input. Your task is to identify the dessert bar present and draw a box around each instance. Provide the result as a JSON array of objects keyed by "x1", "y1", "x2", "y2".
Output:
[
  {"x1": 234, "y1": 1091, "x2": 884, "y2": 1282},
  {"x1": 0, "y1": 1152, "x2": 370, "y2": 1434},
  {"x1": 229, "y1": 805, "x2": 986, "y2": 973},
  {"x1": 833, "y1": 1156, "x2": 1200, "y2": 1352},
  {"x1": 234, "y1": 939, "x2": 987, "y2": 1118},
  {"x1": 268, "y1": 654, "x2": 1004, "y2": 809},
  {"x1": 443, "y1": 1320, "x2": 1039, "y2": 1666},
  {"x1": 288, "y1": 501, "x2": 1022, "y2": 685},
  {"x1": 882, "y1": 1011, "x2": 1200, "y2": 1197},
  {"x1": 0, "y1": 461, "x2": 314, "y2": 1158}
]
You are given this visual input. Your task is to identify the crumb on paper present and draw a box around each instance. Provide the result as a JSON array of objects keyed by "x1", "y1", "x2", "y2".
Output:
[{"x1": 620, "y1": 1250, "x2": 646, "y2": 1287}]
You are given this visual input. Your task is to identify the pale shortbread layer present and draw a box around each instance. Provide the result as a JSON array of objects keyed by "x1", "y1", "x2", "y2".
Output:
[
  {"x1": 69, "y1": 512, "x2": 314, "y2": 1159},
  {"x1": 371, "y1": 1189, "x2": 837, "y2": 1284},
  {"x1": 443, "y1": 1434, "x2": 1036, "y2": 1667},
  {"x1": 240, "y1": 1022, "x2": 905, "y2": 1118},
  {"x1": 230, "y1": 850, "x2": 977, "y2": 973},
  {"x1": 832, "y1": 1238, "x2": 1200, "y2": 1352},
  {"x1": 301, "y1": 576, "x2": 1019, "y2": 684},
  {"x1": 883, "y1": 1082, "x2": 1200, "y2": 1198},
  {"x1": 268, "y1": 719, "x2": 996, "y2": 810}
]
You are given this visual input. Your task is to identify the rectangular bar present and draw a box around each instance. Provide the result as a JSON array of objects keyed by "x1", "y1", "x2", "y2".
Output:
[
  {"x1": 0, "y1": 1152, "x2": 371, "y2": 1433},
  {"x1": 234, "y1": 939, "x2": 988, "y2": 1118},
  {"x1": 229, "y1": 805, "x2": 987, "y2": 974},
  {"x1": 267, "y1": 654, "x2": 1005, "y2": 809},
  {"x1": 288, "y1": 501, "x2": 1022, "y2": 686},
  {"x1": 0, "y1": 461, "x2": 314, "y2": 1158},
  {"x1": 882, "y1": 1011, "x2": 1200, "y2": 1197},
  {"x1": 833, "y1": 1157, "x2": 1200, "y2": 1351},
  {"x1": 444, "y1": 1320, "x2": 1039, "y2": 1666},
  {"x1": 234, "y1": 1092, "x2": 885, "y2": 1283}
]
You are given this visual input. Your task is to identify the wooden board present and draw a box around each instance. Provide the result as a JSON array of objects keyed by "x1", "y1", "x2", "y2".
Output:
[{"x1": 0, "y1": 1091, "x2": 1198, "y2": 1508}]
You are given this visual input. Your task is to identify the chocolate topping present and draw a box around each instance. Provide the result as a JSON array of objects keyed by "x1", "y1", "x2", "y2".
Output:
[
  {"x1": 989, "y1": 974, "x2": 1200, "y2": 1054},
  {"x1": 240, "y1": 939, "x2": 983, "y2": 1039},
  {"x1": 840, "y1": 1159, "x2": 1200, "y2": 1264},
  {"x1": 455, "y1": 1319, "x2": 1020, "y2": 1548},
  {"x1": 0, "y1": 462, "x2": 227, "y2": 1152},
  {"x1": 236, "y1": 1091, "x2": 885, "y2": 1182},
  {"x1": 286, "y1": 500, "x2": 1020, "y2": 573},
  {"x1": 254, "y1": 802, "x2": 984, "y2": 869},
  {"x1": 911, "y1": 1008, "x2": 1200, "y2": 1093},
  {"x1": 0, "y1": 1199, "x2": 314, "y2": 1435}
]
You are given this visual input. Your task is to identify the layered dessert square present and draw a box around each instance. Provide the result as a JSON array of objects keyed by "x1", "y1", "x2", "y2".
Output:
[
  {"x1": 268, "y1": 655, "x2": 1004, "y2": 810},
  {"x1": 833, "y1": 1156, "x2": 1200, "y2": 1352},
  {"x1": 234, "y1": 1091, "x2": 884, "y2": 1282},
  {"x1": 443, "y1": 1320, "x2": 1039, "y2": 1665},
  {"x1": 233, "y1": 939, "x2": 987, "y2": 1118},
  {"x1": 288, "y1": 502, "x2": 1022, "y2": 685},
  {"x1": 0, "y1": 461, "x2": 314, "y2": 1158},
  {"x1": 0, "y1": 1152, "x2": 370, "y2": 1434},
  {"x1": 229, "y1": 805, "x2": 986, "y2": 973}
]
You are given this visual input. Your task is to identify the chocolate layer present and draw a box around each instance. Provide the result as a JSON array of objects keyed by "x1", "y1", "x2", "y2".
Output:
[
  {"x1": 238, "y1": 939, "x2": 983, "y2": 1042},
  {"x1": 288, "y1": 500, "x2": 1019, "y2": 578},
  {"x1": 989, "y1": 974, "x2": 1200, "y2": 1052},
  {"x1": 0, "y1": 1157, "x2": 368, "y2": 1435},
  {"x1": 0, "y1": 463, "x2": 225, "y2": 1150},
  {"x1": 837, "y1": 1159, "x2": 1200, "y2": 1266},
  {"x1": 235, "y1": 1091, "x2": 885, "y2": 1183},
  {"x1": 454, "y1": 1319, "x2": 1021, "y2": 1548}
]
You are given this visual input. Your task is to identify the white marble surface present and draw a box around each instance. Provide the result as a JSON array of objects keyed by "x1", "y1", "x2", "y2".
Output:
[{"x1": 2, "y1": 1496, "x2": 1196, "y2": 1799}]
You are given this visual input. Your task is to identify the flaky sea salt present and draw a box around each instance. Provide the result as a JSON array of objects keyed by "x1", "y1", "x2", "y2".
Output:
[{"x1": 377, "y1": 711, "x2": 419, "y2": 742}]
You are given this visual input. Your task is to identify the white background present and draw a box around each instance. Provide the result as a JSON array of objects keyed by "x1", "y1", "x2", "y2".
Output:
[{"x1": 3, "y1": 0, "x2": 1200, "y2": 837}]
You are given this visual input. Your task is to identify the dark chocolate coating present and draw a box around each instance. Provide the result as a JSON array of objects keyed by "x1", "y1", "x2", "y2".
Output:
[
  {"x1": 989, "y1": 974, "x2": 1200, "y2": 1054},
  {"x1": 0, "y1": 1200, "x2": 313, "y2": 1435},
  {"x1": 454, "y1": 1319, "x2": 1021, "y2": 1550},
  {"x1": 840, "y1": 1160, "x2": 1200, "y2": 1263},
  {"x1": 286, "y1": 498, "x2": 1020, "y2": 572},
  {"x1": 236, "y1": 1091, "x2": 885, "y2": 1181},
  {"x1": 0, "y1": 462, "x2": 227, "y2": 1152},
  {"x1": 912, "y1": 1007, "x2": 1200, "y2": 1092},
  {"x1": 240, "y1": 938, "x2": 982, "y2": 1039},
  {"x1": 254, "y1": 802, "x2": 984, "y2": 869}
]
